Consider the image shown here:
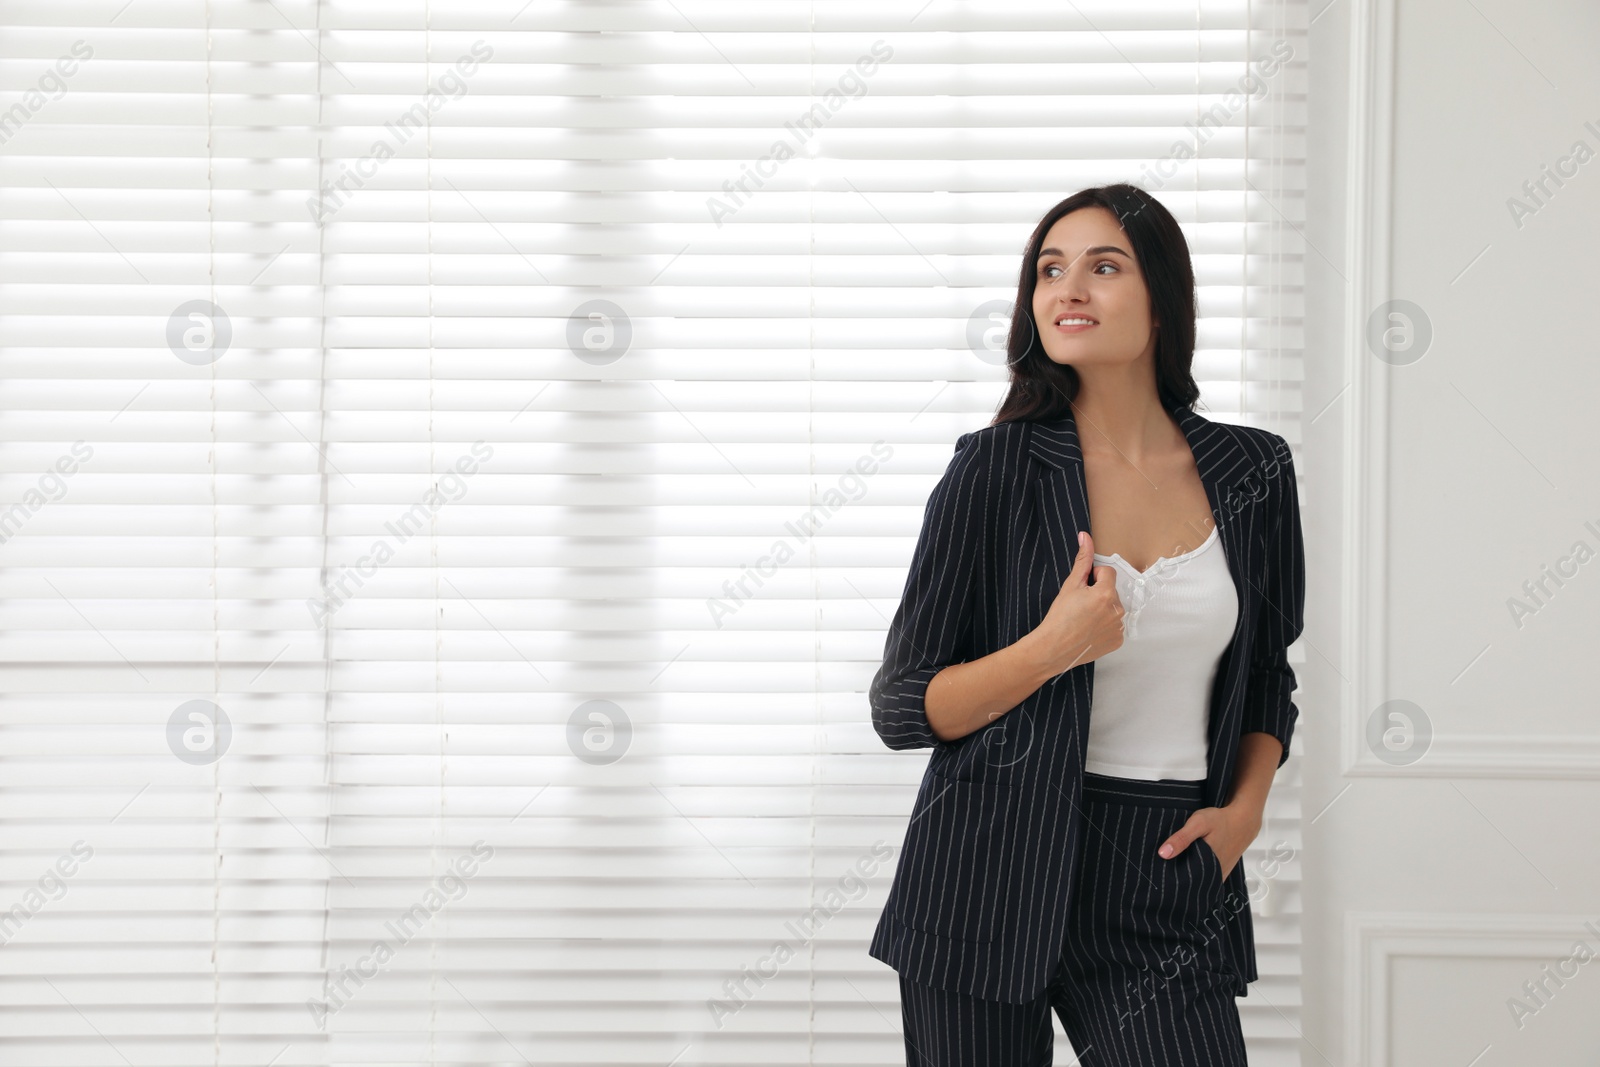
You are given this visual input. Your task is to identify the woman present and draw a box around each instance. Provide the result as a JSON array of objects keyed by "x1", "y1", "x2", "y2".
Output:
[{"x1": 867, "y1": 183, "x2": 1305, "y2": 1066}]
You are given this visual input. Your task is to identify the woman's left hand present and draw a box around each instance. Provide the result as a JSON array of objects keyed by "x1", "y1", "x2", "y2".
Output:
[{"x1": 1158, "y1": 803, "x2": 1262, "y2": 880}]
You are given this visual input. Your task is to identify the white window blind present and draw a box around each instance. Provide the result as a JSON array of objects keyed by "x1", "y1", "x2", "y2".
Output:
[{"x1": 0, "y1": 2, "x2": 1307, "y2": 1064}]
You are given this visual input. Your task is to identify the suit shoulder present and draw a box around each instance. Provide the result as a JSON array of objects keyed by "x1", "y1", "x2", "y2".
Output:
[
  {"x1": 1252, "y1": 427, "x2": 1295, "y2": 477},
  {"x1": 939, "y1": 421, "x2": 1025, "y2": 493},
  {"x1": 1232, "y1": 426, "x2": 1298, "y2": 510},
  {"x1": 952, "y1": 420, "x2": 1027, "y2": 457},
  {"x1": 1206, "y1": 417, "x2": 1279, "y2": 448},
  {"x1": 1207, "y1": 419, "x2": 1292, "y2": 470}
]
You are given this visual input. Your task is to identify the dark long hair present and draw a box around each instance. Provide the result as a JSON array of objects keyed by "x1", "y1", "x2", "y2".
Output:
[{"x1": 992, "y1": 183, "x2": 1200, "y2": 425}]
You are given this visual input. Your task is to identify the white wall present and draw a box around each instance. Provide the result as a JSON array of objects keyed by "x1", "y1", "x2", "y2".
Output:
[{"x1": 1304, "y1": 0, "x2": 1600, "y2": 1062}]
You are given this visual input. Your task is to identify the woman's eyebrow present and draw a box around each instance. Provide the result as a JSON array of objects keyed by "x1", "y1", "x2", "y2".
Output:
[{"x1": 1037, "y1": 244, "x2": 1130, "y2": 260}]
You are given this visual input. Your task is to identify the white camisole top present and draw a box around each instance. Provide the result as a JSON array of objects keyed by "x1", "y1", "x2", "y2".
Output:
[{"x1": 1081, "y1": 523, "x2": 1239, "y2": 781}]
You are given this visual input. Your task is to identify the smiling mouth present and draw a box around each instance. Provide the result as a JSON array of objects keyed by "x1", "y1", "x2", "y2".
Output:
[{"x1": 1054, "y1": 316, "x2": 1099, "y2": 328}]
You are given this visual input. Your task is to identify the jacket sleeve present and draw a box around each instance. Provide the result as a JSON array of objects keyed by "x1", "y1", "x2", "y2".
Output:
[
  {"x1": 1240, "y1": 433, "x2": 1306, "y2": 768},
  {"x1": 868, "y1": 430, "x2": 991, "y2": 751}
]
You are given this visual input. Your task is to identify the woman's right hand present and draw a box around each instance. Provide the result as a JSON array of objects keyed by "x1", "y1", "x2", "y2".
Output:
[
  {"x1": 922, "y1": 530, "x2": 1124, "y2": 743},
  {"x1": 1030, "y1": 530, "x2": 1125, "y2": 676}
]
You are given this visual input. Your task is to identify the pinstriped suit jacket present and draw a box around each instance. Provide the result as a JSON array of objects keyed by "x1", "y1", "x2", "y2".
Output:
[{"x1": 867, "y1": 399, "x2": 1305, "y2": 1005}]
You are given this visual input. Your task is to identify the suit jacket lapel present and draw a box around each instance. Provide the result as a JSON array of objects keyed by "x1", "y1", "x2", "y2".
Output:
[
  {"x1": 1026, "y1": 400, "x2": 1257, "y2": 792},
  {"x1": 1025, "y1": 400, "x2": 1251, "y2": 662}
]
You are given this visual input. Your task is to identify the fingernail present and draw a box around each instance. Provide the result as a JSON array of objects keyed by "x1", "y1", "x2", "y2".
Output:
[
  {"x1": 1078, "y1": 531, "x2": 1086, "y2": 545},
  {"x1": 1159, "y1": 844, "x2": 1173, "y2": 858}
]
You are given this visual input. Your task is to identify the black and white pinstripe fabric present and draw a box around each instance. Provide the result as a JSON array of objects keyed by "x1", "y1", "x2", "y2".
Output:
[
  {"x1": 867, "y1": 399, "x2": 1306, "y2": 1015},
  {"x1": 896, "y1": 772, "x2": 1250, "y2": 1066}
]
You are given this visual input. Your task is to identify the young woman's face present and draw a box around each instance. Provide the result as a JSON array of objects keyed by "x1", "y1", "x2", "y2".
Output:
[{"x1": 1030, "y1": 206, "x2": 1159, "y2": 372}]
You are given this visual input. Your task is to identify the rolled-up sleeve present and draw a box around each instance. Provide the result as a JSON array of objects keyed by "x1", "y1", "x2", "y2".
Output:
[
  {"x1": 868, "y1": 430, "x2": 992, "y2": 751},
  {"x1": 1240, "y1": 433, "x2": 1306, "y2": 768}
]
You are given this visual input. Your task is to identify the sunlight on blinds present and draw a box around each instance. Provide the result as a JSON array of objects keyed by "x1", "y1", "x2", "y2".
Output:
[{"x1": 0, "y1": 1, "x2": 1306, "y2": 1063}]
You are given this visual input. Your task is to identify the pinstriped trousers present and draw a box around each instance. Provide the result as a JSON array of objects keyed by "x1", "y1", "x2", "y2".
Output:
[{"x1": 897, "y1": 772, "x2": 1248, "y2": 1066}]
